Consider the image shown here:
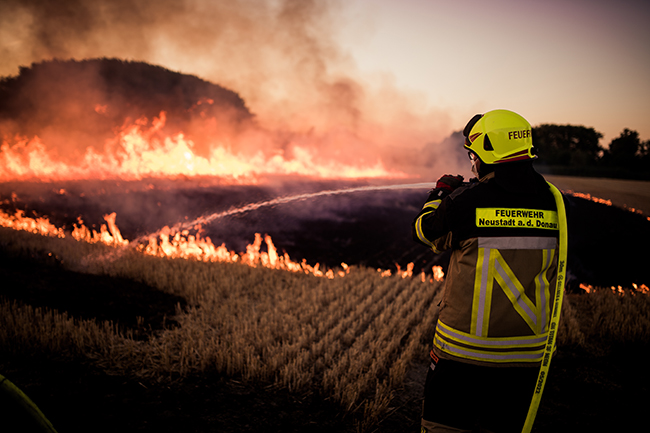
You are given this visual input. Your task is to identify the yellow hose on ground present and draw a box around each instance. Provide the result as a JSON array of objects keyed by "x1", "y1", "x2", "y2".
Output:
[
  {"x1": 521, "y1": 182, "x2": 568, "y2": 433},
  {"x1": 0, "y1": 374, "x2": 58, "y2": 433}
]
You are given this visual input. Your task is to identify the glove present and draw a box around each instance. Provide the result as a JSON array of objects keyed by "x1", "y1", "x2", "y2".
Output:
[{"x1": 435, "y1": 174, "x2": 464, "y2": 192}]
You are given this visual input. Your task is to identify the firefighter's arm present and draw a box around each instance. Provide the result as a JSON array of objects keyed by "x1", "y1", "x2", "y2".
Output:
[{"x1": 412, "y1": 174, "x2": 462, "y2": 252}]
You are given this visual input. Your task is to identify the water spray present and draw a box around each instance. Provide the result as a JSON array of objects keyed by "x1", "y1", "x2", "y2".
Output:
[
  {"x1": 130, "y1": 182, "x2": 435, "y2": 246},
  {"x1": 83, "y1": 182, "x2": 435, "y2": 267}
]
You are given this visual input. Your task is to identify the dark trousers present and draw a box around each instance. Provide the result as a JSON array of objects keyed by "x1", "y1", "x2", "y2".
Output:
[{"x1": 422, "y1": 357, "x2": 539, "y2": 433}]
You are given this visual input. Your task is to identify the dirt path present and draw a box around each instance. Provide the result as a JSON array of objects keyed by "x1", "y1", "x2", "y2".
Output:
[{"x1": 544, "y1": 175, "x2": 650, "y2": 214}]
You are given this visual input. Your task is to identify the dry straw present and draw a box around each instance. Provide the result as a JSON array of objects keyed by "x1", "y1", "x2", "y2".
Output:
[{"x1": 0, "y1": 226, "x2": 647, "y2": 430}]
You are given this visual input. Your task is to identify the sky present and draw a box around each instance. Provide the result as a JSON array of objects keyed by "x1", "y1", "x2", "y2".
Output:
[
  {"x1": 335, "y1": 0, "x2": 650, "y2": 143},
  {"x1": 0, "y1": 0, "x2": 648, "y2": 146}
]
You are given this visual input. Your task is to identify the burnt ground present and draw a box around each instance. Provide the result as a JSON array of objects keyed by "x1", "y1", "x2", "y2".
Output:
[{"x1": 1, "y1": 250, "x2": 649, "y2": 433}]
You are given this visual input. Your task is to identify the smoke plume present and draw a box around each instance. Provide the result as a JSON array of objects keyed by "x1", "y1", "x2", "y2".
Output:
[{"x1": 0, "y1": 0, "x2": 465, "y2": 180}]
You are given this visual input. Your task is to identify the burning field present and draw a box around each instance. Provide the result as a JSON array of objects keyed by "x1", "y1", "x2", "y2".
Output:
[{"x1": 1, "y1": 59, "x2": 650, "y2": 432}]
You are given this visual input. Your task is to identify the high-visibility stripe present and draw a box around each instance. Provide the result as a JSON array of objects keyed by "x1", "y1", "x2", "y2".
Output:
[
  {"x1": 494, "y1": 255, "x2": 539, "y2": 332},
  {"x1": 414, "y1": 211, "x2": 434, "y2": 247},
  {"x1": 435, "y1": 330, "x2": 547, "y2": 364},
  {"x1": 434, "y1": 339, "x2": 545, "y2": 363},
  {"x1": 423, "y1": 199, "x2": 442, "y2": 210},
  {"x1": 437, "y1": 321, "x2": 548, "y2": 348},
  {"x1": 536, "y1": 248, "x2": 554, "y2": 333},
  {"x1": 478, "y1": 236, "x2": 557, "y2": 250},
  {"x1": 471, "y1": 247, "x2": 492, "y2": 336},
  {"x1": 414, "y1": 199, "x2": 442, "y2": 251}
]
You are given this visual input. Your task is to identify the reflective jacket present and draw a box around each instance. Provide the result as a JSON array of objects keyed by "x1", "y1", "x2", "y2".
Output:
[{"x1": 413, "y1": 164, "x2": 562, "y2": 367}]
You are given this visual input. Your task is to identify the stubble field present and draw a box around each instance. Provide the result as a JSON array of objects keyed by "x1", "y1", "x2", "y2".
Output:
[{"x1": 1, "y1": 175, "x2": 649, "y2": 433}]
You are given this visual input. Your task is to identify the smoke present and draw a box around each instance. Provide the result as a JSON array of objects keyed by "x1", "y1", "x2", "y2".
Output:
[{"x1": 0, "y1": 0, "x2": 464, "y2": 180}]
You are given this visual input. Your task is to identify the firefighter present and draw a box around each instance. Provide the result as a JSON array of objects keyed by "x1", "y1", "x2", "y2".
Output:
[{"x1": 412, "y1": 109, "x2": 564, "y2": 433}]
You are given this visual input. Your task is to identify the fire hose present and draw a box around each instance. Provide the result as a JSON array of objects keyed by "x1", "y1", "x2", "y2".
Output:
[
  {"x1": 521, "y1": 182, "x2": 568, "y2": 433},
  {"x1": 0, "y1": 374, "x2": 58, "y2": 432}
]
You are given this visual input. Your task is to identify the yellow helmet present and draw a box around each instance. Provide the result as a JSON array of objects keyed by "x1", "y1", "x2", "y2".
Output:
[{"x1": 463, "y1": 109, "x2": 537, "y2": 164}]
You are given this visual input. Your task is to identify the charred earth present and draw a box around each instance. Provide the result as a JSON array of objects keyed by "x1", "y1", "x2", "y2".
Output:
[{"x1": 2, "y1": 178, "x2": 649, "y2": 289}]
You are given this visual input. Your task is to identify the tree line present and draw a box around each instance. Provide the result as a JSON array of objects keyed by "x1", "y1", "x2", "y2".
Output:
[{"x1": 531, "y1": 124, "x2": 649, "y2": 179}]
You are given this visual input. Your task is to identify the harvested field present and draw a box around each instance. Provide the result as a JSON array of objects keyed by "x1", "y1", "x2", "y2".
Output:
[{"x1": 1, "y1": 174, "x2": 649, "y2": 432}]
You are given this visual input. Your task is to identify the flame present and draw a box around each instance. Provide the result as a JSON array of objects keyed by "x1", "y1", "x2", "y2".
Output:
[
  {"x1": 396, "y1": 262, "x2": 414, "y2": 279},
  {"x1": 8, "y1": 206, "x2": 650, "y2": 292},
  {"x1": 566, "y1": 190, "x2": 650, "y2": 221},
  {"x1": 141, "y1": 230, "x2": 332, "y2": 277},
  {"x1": 72, "y1": 213, "x2": 128, "y2": 247},
  {"x1": 580, "y1": 283, "x2": 649, "y2": 295},
  {"x1": 579, "y1": 283, "x2": 594, "y2": 294},
  {"x1": 0, "y1": 111, "x2": 407, "y2": 183},
  {"x1": 432, "y1": 265, "x2": 444, "y2": 282},
  {"x1": 419, "y1": 266, "x2": 445, "y2": 283},
  {"x1": 568, "y1": 191, "x2": 613, "y2": 206},
  {"x1": 0, "y1": 206, "x2": 444, "y2": 282},
  {"x1": 0, "y1": 209, "x2": 64, "y2": 238}
]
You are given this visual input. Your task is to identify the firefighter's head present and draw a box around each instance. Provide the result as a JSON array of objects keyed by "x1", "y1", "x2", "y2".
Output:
[{"x1": 462, "y1": 110, "x2": 537, "y2": 177}]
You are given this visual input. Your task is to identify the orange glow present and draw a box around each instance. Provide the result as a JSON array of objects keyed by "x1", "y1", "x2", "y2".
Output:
[
  {"x1": 432, "y1": 265, "x2": 444, "y2": 282},
  {"x1": 633, "y1": 283, "x2": 649, "y2": 294},
  {"x1": 338, "y1": 262, "x2": 350, "y2": 278},
  {"x1": 378, "y1": 268, "x2": 392, "y2": 278},
  {"x1": 566, "y1": 190, "x2": 650, "y2": 222},
  {"x1": 568, "y1": 191, "x2": 612, "y2": 206},
  {"x1": 579, "y1": 283, "x2": 649, "y2": 296},
  {"x1": 397, "y1": 262, "x2": 414, "y2": 279},
  {"x1": 72, "y1": 213, "x2": 128, "y2": 247},
  {"x1": 141, "y1": 230, "x2": 334, "y2": 278},
  {"x1": 0, "y1": 111, "x2": 407, "y2": 183},
  {"x1": 2, "y1": 207, "x2": 426, "y2": 280},
  {"x1": 579, "y1": 283, "x2": 594, "y2": 294},
  {"x1": 420, "y1": 266, "x2": 445, "y2": 283},
  {"x1": 0, "y1": 209, "x2": 64, "y2": 238}
]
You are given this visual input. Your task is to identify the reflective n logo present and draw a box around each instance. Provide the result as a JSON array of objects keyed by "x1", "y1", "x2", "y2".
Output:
[{"x1": 471, "y1": 237, "x2": 555, "y2": 337}]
